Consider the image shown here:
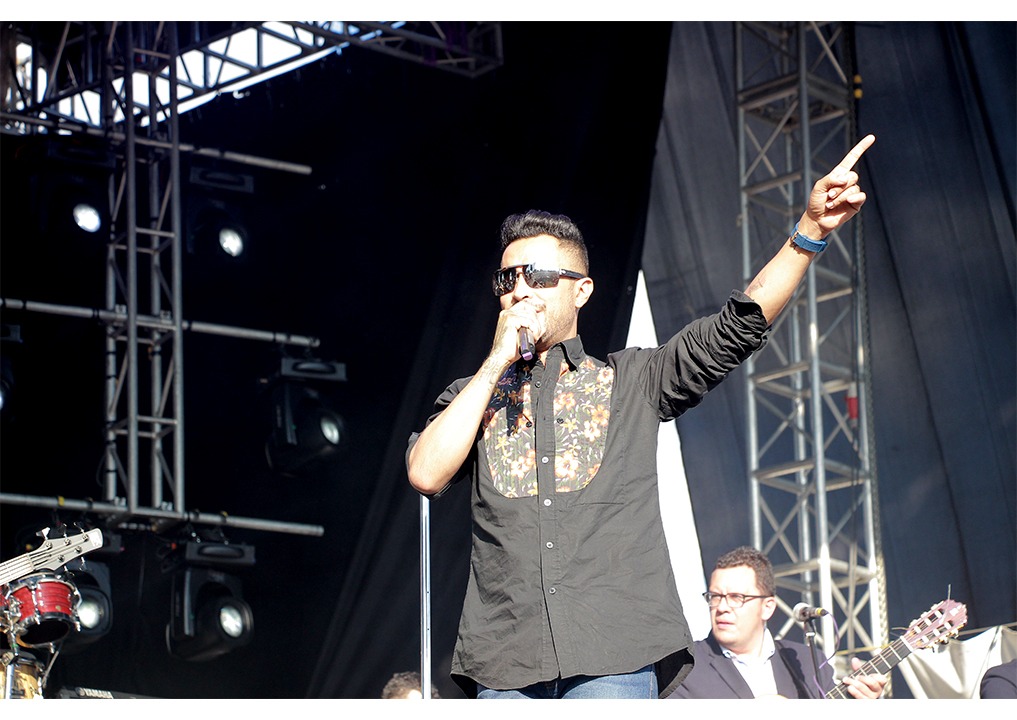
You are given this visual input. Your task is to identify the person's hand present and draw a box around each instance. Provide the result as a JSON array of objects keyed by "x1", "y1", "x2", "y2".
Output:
[
  {"x1": 491, "y1": 298, "x2": 546, "y2": 364},
  {"x1": 798, "y1": 134, "x2": 875, "y2": 239},
  {"x1": 839, "y1": 656, "x2": 887, "y2": 699}
]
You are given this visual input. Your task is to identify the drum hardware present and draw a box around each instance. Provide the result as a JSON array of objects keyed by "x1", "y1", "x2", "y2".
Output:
[
  {"x1": 0, "y1": 526, "x2": 104, "y2": 700},
  {"x1": 2, "y1": 598, "x2": 69, "y2": 700},
  {"x1": 1, "y1": 572, "x2": 82, "y2": 647},
  {"x1": 2, "y1": 645, "x2": 51, "y2": 700}
]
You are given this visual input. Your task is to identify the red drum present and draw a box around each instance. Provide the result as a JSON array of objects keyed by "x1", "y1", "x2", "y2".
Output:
[{"x1": 0, "y1": 573, "x2": 80, "y2": 647}]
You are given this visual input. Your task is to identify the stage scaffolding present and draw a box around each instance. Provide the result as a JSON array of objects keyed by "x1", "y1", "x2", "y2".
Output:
[
  {"x1": 0, "y1": 21, "x2": 502, "y2": 539},
  {"x1": 735, "y1": 21, "x2": 889, "y2": 682}
]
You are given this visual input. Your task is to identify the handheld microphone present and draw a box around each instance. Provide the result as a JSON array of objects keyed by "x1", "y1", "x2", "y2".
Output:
[
  {"x1": 792, "y1": 602, "x2": 830, "y2": 622},
  {"x1": 518, "y1": 329, "x2": 535, "y2": 361}
]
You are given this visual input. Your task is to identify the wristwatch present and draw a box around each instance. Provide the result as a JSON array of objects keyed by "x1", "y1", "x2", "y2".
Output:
[{"x1": 789, "y1": 222, "x2": 828, "y2": 253}]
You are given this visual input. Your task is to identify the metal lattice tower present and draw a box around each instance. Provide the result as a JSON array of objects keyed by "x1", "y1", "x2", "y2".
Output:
[
  {"x1": 735, "y1": 21, "x2": 888, "y2": 677},
  {"x1": 1, "y1": 21, "x2": 502, "y2": 538}
]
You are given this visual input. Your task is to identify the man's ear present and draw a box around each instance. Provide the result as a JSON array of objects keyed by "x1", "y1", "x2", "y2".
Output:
[
  {"x1": 760, "y1": 595, "x2": 778, "y2": 622},
  {"x1": 574, "y1": 276, "x2": 594, "y2": 310}
]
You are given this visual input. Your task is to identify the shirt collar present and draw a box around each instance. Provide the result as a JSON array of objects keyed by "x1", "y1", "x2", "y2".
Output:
[{"x1": 559, "y1": 335, "x2": 586, "y2": 370}]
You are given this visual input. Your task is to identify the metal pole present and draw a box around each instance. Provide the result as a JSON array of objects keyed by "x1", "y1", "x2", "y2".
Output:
[
  {"x1": 169, "y1": 23, "x2": 186, "y2": 514},
  {"x1": 124, "y1": 21, "x2": 140, "y2": 516},
  {"x1": 798, "y1": 23, "x2": 836, "y2": 655},
  {"x1": 419, "y1": 494, "x2": 432, "y2": 699},
  {"x1": 0, "y1": 299, "x2": 320, "y2": 347},
  {"x1": 0, "y1": 493, "x2": 324, "y2": 537}
]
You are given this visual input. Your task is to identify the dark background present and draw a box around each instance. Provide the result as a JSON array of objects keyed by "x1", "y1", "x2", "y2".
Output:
[
  {"x1": 1, "y1": 21, "x2": 1014, "y2": 701},
  {"x1": 1, "y1": 20, "x2": 671, "y2": 699}
]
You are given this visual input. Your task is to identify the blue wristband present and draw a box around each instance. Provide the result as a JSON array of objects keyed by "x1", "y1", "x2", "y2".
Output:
[{"x1": 789, "y1": 222, "x2": 828, "y2": 253}]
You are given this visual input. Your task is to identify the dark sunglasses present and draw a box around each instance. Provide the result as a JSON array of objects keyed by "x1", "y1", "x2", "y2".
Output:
[{"x1": 492, "y1": 264, "x2": 585, "y2": 296}]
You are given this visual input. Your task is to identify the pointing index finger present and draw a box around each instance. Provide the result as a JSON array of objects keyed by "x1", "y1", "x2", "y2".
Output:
[{"x1": 835, "y1": 134, "x2": 875, "y2": 173}]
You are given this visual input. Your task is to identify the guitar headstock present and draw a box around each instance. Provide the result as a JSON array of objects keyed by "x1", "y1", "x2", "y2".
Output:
[
  {"x1": 0, "y1": 527, "x2": 106, "y2": 587},
  {"x1": 33, "y1": 528, "x2": 105, "y2": 572},
  {"x1": 902, "y1": 599, "x2": 967, "y2": 651}
]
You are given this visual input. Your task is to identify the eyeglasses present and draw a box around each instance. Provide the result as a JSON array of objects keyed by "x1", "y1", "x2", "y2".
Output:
[
  {"x1": 702, "y1": 591, "x2": 771, "y2": 608},
  {"x1": 492, "y1": 264, "x2": 585, "y2": 297}
]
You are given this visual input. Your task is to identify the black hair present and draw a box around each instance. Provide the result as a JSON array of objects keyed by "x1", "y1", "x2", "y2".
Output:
[
  {"x1": 499, "y1": 209, "x2": 589, "y2": 274},
  {"x1": 714, "y1": 545, "x2": 776, "y2": 596}
]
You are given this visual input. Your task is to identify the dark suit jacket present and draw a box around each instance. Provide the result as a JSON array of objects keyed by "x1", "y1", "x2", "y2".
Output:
[
  {"x1": 666, "y1": 632, "x2": 835, "y2": 699},
  {"x1": 979, "y1": 659, "x2": 1017, "y2": 699}
]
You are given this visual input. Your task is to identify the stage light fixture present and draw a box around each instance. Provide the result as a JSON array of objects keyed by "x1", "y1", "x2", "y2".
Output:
[
  {"x1": 49, "y1": 180, "x2": 109, "y2": 239},
  {"x1": 188, "y1": 201, "x2": 250, "y2": 260},
  {"x1": 62, "y1": 559, "x2": 113, "y2": 651},
  {"x1": 72, "y1": 202, "x2": 103, "y2": 233},
  {"x1": 0, "y1": 357, "x2": 12, "y2": 413},
  {"x1": 264, "y1": 357, "x2": 348, "y2": 477},
  {"x1": 32, "y1": 137, "x2": 114, "y2": 241},
  {"x1": 0, "y1": 324, "x2": 22, "y2": 416},
  {"x1": 166, "y1": 565, "x2": 254, "y2": 663},
  {"x1": 218, "y1": 225, "x2": 245, "y2": 257},
  {"x1": 266, "y1": 383, "x2": 347, "y2": 476},
  {"x1": 185, "y1": 165, "x2": 255, "y2": 263}
]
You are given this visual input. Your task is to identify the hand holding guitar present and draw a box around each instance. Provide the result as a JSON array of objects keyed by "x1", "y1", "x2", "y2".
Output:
[
  {"x1": 838, "y1": 657, "x2": 887, "y2": 699},
  {"x1": 827, "y1": 598, "x2": 967, "y2": 699}
]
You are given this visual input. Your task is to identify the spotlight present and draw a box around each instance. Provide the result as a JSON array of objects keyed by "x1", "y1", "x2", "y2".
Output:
[
  {"x1": 218, "y1": 225, "x2": 245, "y2": 257},
  {"x1": 264, "y1": 358, "x2": 348, "y2": 477},
  {"x1": 42, "y1": 177, "x2": 109, "y2": 240},
  {"x1": 62, "y1": 559, "x2": 113, "y2": 651},
  {"x1": 0, "y1": 324, "x2": 22, "y2": 416},
  {"x1": 185, "y1": 165, "x2": 255, "y2": 262},
  {"x1": 166, "y1": 565, "x2": 254, "y2": 662},
  {"x1": 188, "y1": 201, "x2": 249, "y2": 260},
  {"x1": 72, "y1": 202, "x2": 103, "y2": 233},
  {"x1": 34, "y1": 137, "x2": 114, "y2": 240},
  {"x1": 266, "y1": 383, "x2": 347, "y2": 476},
  {"x1": 0, "y1": 358, "x2": 11, "y2": 413}
]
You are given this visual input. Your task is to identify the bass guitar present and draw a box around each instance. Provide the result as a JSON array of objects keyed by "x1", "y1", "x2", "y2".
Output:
[{"x1": 0, "y1": 528, "x2": 104, "y2": 587}]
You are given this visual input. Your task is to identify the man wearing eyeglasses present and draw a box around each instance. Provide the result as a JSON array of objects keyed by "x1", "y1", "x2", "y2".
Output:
[
  {"x1": 668, "y1": 546, "x2": 887, "y2": 699},
  {"x1": 407, "y1": 138, "x2": 875, "y2": 699}
]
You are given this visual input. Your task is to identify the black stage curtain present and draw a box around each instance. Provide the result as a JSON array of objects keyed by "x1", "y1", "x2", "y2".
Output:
[
  {"x1": 2, "y1": 21, "x2": 1012, "y2": 701},
  {"x1": 303, "y1": 22, "x2": 673, "y2": 699},
  {"x1": 642, "y1": 21, "x2": 1015, "y2": 696}
]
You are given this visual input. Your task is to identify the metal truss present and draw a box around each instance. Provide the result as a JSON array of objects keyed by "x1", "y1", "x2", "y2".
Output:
[
  {"x1": 0, "y1": 20, "x2": 500, "y2": 538},
  {"x1": 1, "y1": 21, "x2": 502, "y2": 132},
  {"x1": 735, "y1": 21, "x2": 889, "y2": 682}
]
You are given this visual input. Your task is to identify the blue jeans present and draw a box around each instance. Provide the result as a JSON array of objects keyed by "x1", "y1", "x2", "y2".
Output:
[{"x1": 476, "y1": 665, "x2": 658, "y2": 699}]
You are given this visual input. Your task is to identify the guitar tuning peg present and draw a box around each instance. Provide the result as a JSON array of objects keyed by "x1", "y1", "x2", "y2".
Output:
[{"x1": 37, "y1": 527, "x2": 51, "y2": 541}]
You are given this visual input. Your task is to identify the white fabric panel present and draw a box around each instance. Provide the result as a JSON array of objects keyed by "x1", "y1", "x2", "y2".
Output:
[
  {"x1": 898, "y1": 625, "x2": 1017, "y2": 699},
  {"x1": 627, "y1": 270, "x2": 711, "y2": 641}
]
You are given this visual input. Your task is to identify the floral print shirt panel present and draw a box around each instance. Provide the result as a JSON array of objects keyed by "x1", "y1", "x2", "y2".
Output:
[{"x1": 482, "y1": 355, "x2": 613, "y2": 498}]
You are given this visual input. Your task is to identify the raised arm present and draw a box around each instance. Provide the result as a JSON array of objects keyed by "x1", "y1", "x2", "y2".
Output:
[{"x1": 745, "y1": 134, "x2": 874, "y2": 323}]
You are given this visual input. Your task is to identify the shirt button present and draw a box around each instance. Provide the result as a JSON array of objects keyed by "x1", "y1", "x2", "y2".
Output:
[
  {"x1": 543, "y1": 498, "x2": 552, "y2": 506},
  {"x1": 548, "y1": 587, "x2": 556, "y2": 595},
  {"x1": 556, "y1": 417, "x2": 564, "y2": 424},
  {"x1": 535, "y1": 381, "x2": 542, "y2": 388},
  {"x1": 546, "y1": 541, "x2": 553, "y2": 549},
  {"x1": 540, "y1": 456, "x2": 549, "y2": 464}
]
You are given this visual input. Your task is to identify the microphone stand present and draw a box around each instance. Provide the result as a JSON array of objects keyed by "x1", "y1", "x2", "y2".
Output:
[
  {"x1": 419, "y1": 494, "x2": 432, "y2": 700},
  {"x1": 802, "y1": 616, "x2": 827, "y2": 698}
]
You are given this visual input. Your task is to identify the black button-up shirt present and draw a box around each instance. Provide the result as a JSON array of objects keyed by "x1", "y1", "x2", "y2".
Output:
[{"x1": 408, "y1": 291, "x2": 768, "y2": 698}]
